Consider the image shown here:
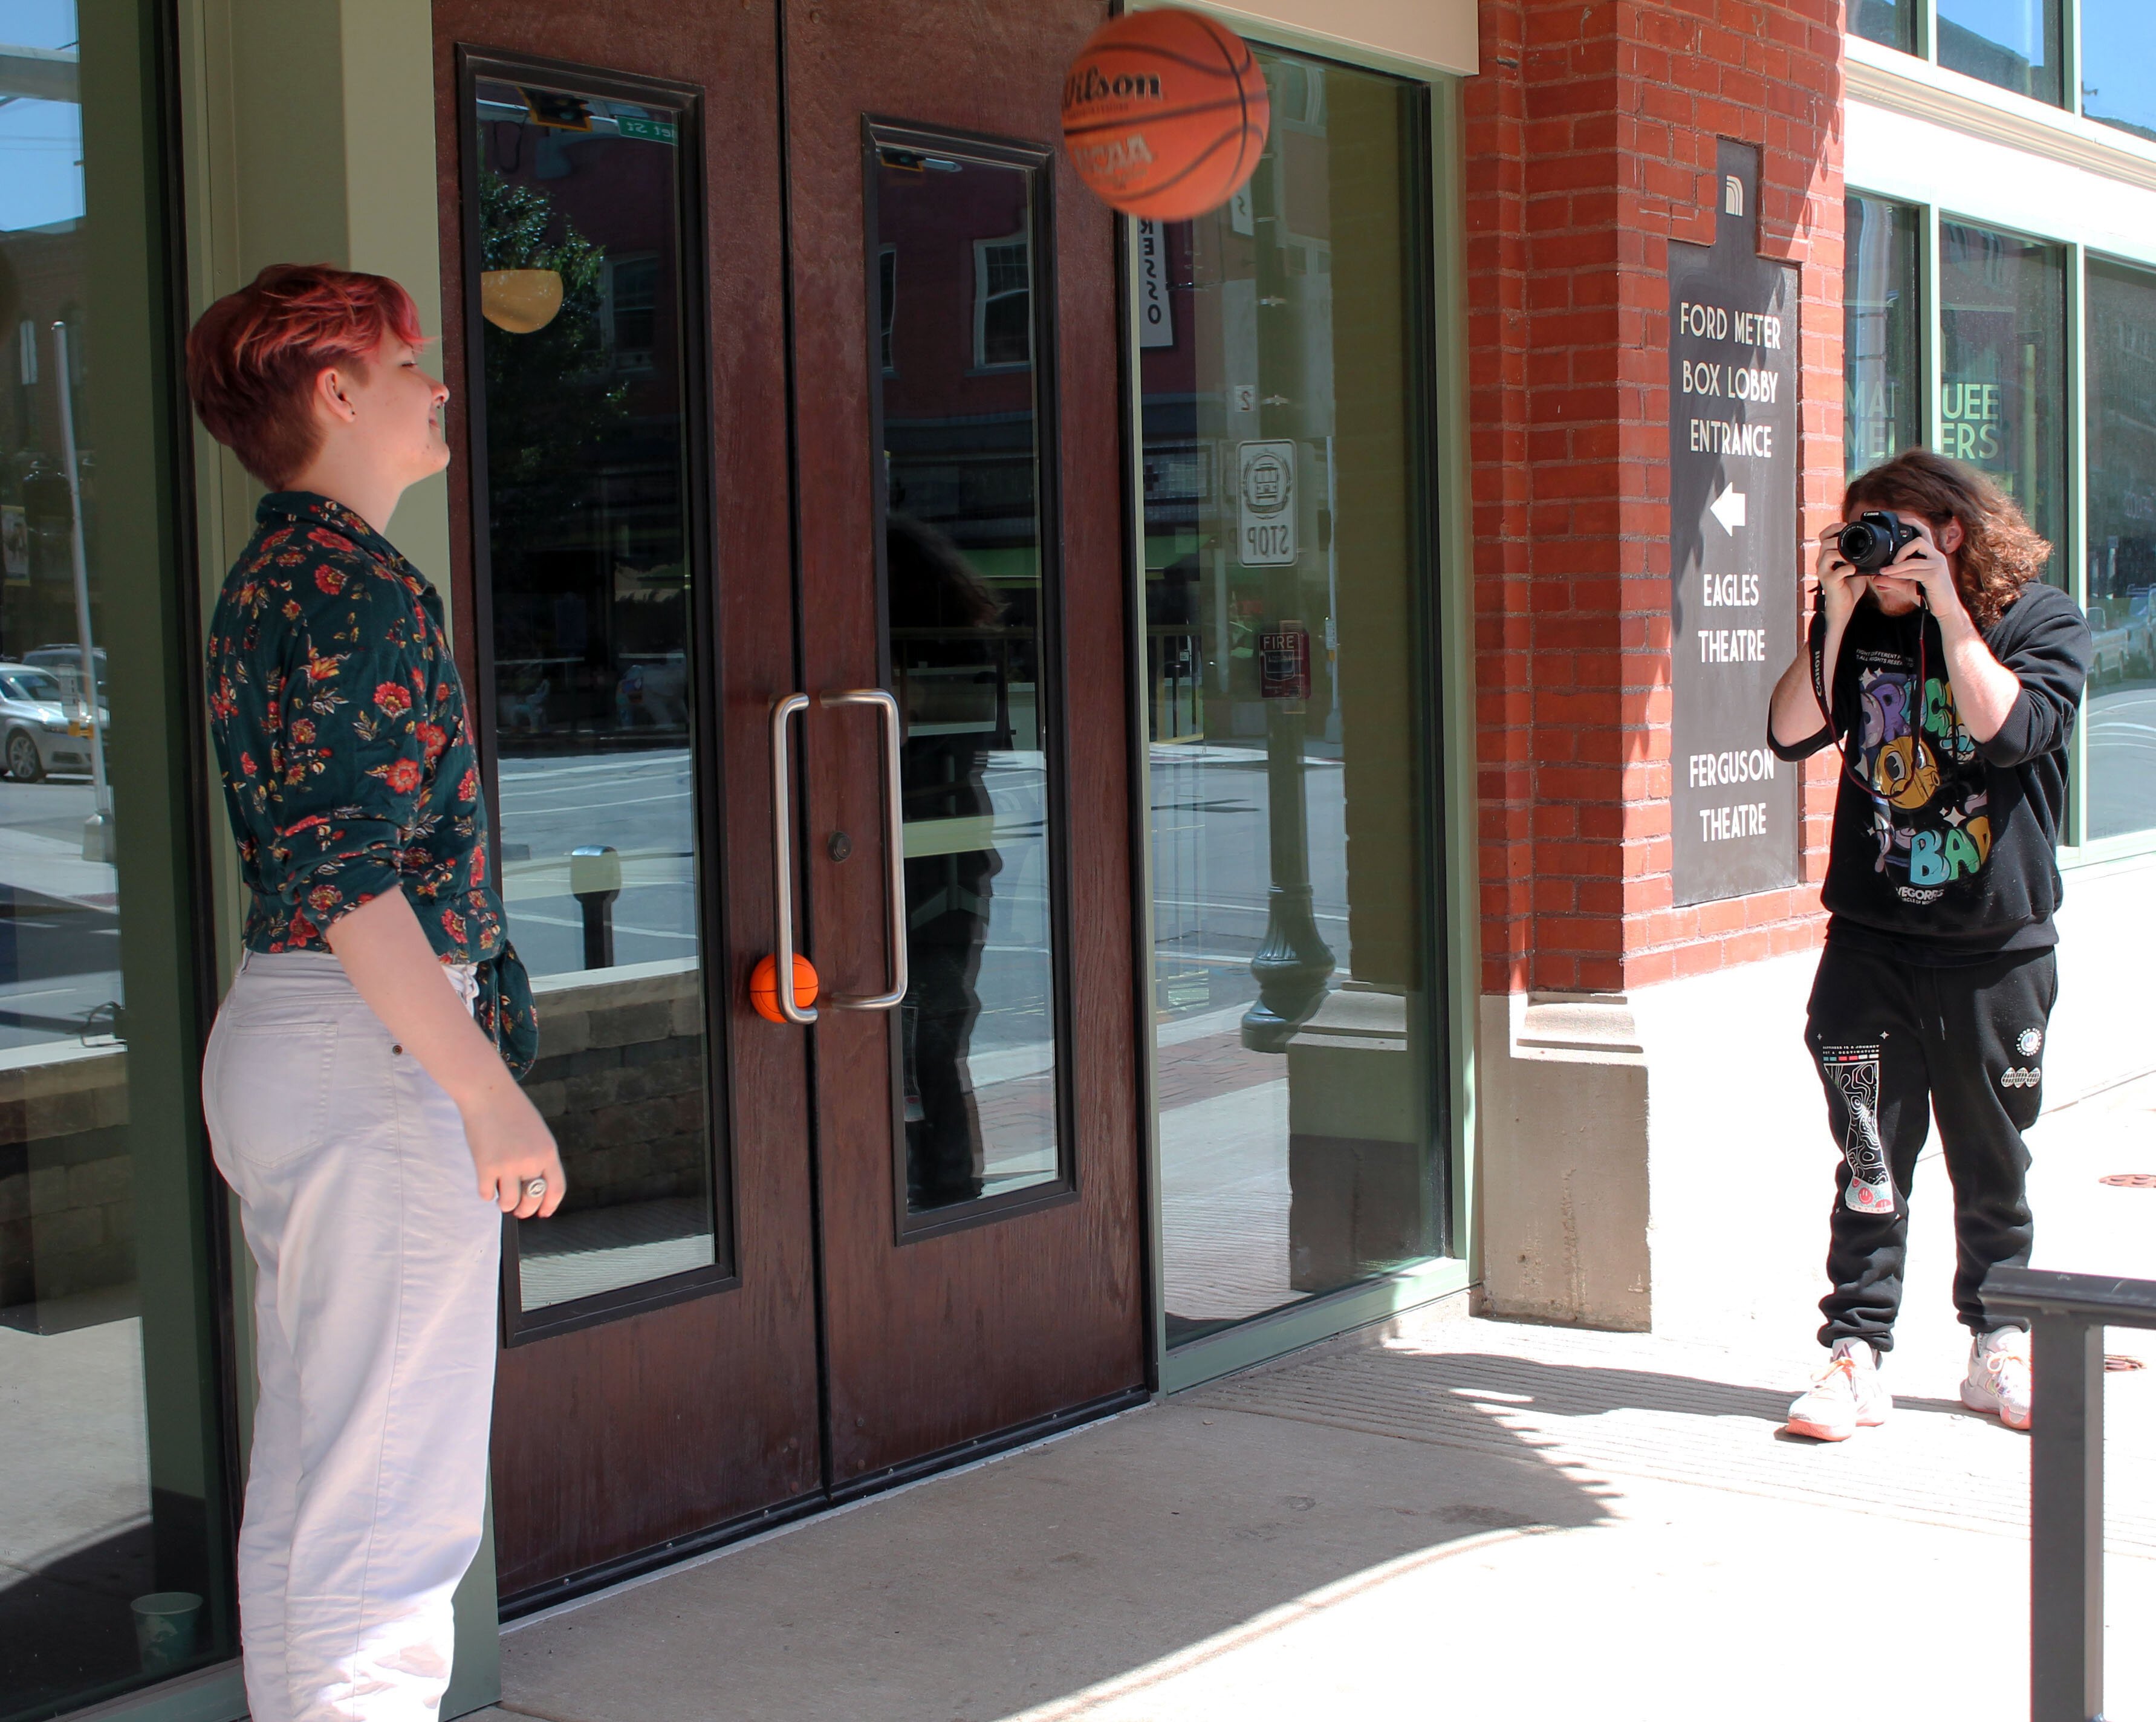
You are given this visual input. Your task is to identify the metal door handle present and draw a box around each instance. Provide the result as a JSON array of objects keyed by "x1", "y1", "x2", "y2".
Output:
[
  {"x1": 820, "y1": 688, "x2": 908, "y2": 1010},
  {"x1": 767, "y1": 692, "x2": 816, "y2": 1024}
]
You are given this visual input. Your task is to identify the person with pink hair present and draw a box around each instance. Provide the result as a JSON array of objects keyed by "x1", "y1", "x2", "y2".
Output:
[{"x1": 187, "y1": 263, "x2": 564, "y2": 1720}]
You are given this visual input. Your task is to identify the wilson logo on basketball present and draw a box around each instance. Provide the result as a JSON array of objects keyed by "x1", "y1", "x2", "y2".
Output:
[{"x1": 1063, "y1": 66, "x2": 1164, "y2": 111}]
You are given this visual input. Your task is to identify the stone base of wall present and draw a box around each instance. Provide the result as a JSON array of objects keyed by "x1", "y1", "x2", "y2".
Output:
[
  {"x1": 1476, "y1": 992, "x2": 1651, "y2": 1331},
  {"x1": 0, "y1": 1042, "x2": 132, "y2": 1330},
  {"x1": 526, "y1": 961, "x2": 707, "y2": 1214}
]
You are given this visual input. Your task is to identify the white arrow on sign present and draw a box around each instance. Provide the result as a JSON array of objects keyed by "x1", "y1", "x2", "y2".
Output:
[{"x1": 1709, "y1": 484, "x2": 1747, "y2": 534}]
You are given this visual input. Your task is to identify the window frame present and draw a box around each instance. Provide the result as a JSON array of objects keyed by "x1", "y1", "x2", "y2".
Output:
[
  {"x1": 455, "y1": 47, "x2": 743, "y2": 1345},
  {"x1": 600, "y1": 250, "x2": 662, "y2": 372},
  {"x1": 970, "y1": 228, "x2": 1033, "y2": 372}
]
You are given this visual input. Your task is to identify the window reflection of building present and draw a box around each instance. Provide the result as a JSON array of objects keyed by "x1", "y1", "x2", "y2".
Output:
[
  {"x1": 477, "y1": 85, "x2": 689, "y2": 758},
  {"x1": 1, "y1": 11, "x2": 236, "y2": 1711},
  {"x1": 1937, "y1": 0, "x2": 2063, "y2": 105},
  {"x1": 2081, "y1": 0, "x2": 2156, "y2": 143},
  {"x1": 2085, "y1": 259, "x2": 2156, "y2": 842},
  {"x1": 890, "y1": 515, "x2": 1002, "y2": 1207},
  {"x1": 1844, "y1": 196, "x2": 1918, "y2": 479},
  {"x1": 469, "y1": 78, "x2": 719, "y2": 1322},
  {"x1": 873, "y1": 143, "x2": 1062, "y2": 1215},
  {"x1": 1938, "y1": 221, "x2": 2065, "y2": 585},
  {"x1": 1849, "y1": 0, "x2": 1914, "y2": 51}
]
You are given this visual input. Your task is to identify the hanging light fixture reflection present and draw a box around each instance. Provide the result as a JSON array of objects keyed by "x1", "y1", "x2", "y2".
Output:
[{"x1": 479, "y1": 268, "x2": 564, "y2": 333}]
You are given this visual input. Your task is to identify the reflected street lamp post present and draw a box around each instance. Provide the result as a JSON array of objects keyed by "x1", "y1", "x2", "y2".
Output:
[
  {"x1": 1242, "y1": 658, "x2": 1334, "y2": 1053},
  {"x1": 51, "y1": 322, "x2": 112, "y2": 864},
  {"x1": 570, "y1": 844, "x2": 622, "y2": 969}
]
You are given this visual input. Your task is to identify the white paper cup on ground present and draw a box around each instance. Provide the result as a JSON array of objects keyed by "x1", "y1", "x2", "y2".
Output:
[{"x1": 131, "y1": 1592, "x2": 202, "y2": 1674}]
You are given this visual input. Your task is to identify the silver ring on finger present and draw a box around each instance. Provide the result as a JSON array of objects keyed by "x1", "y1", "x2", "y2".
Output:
[{"x1": 521, "y1": 1175, "x2": 547, "y2": 1203}]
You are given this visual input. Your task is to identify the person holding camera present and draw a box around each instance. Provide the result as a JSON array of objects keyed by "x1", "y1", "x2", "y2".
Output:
[{"x1": 1766, "y1": 449, "x2": 2092, "y2": 1441}]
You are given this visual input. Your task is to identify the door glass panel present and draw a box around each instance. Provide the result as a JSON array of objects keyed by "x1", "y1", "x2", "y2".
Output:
[
  {"x1": 2, "y1": 1, "x2": 238, "y2": 1711},
  {"x1": 1139, "y1": 51, "x2": 1444, "y2": 1347},
  {"x1": 870, "y1": 135, "x2": 1065, "y2": 1216},
  {"x1": 2083, "y1": 258, "x2": 2156, "y2": 843},
  {"x1": 1938, "y1": 221, "x2": 2065, "y2": 586},
  {"x1": 1844, "y1": 195, "x2": 1920, "y2": 481},
  {"x1": 466, "y1": 72, "x2": 722, "y2": 1317}
]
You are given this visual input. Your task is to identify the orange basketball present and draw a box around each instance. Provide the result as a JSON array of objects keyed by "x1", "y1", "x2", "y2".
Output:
[
  {"x1": 748, "y1": 953, "x2": 819, "y2": 1023},
  {"x1": 1061, "y1": 9, "x2": 1269, "y2": 221}
]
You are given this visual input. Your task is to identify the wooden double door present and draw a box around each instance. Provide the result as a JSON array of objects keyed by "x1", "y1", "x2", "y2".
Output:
[{"x1": 431, "y1": 0, "x2": 1144, "y2": 1601}]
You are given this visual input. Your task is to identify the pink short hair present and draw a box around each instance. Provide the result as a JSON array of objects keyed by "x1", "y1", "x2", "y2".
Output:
[{"x1": 186, "y1": 263, "x2": 427, "y2": 487}]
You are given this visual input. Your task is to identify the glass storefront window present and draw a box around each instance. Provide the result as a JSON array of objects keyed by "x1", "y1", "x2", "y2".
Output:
[
  {"x1": 1937, "y1": 0, "x2": 2063, "y2": 105},
  {"x1": 2080, "y1": 1, "x2": 2156, "y2": 143},
  {"x1": 2082, "y1": 258, "x2": 2156, "y2": 843},
  {"x1": 464, "y1": 71, "x2": 726, "y2": 1322},
  {"x1": 1938, "y1": 220, "x2": 2065, "y2": 585},
  {"x1": 1845, "y1": 195, "x2": 1921, "y2": 481},
  {"x1": 1140, "y1": 48, "x2": 1445, "y2": 1349},
  {"x1": 1, "y1": 1, "x2": 238, "y2": 1712},
  {"x1": 1851, "y1": 0, "x2": 1917, "y2": 53}
]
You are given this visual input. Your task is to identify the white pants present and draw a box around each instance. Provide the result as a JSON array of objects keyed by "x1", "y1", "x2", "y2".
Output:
[{"x1": 204, "y1": 950, "x2": 499, "y2": 1722}]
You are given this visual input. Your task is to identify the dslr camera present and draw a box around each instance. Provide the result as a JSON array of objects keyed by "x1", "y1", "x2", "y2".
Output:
[{"x1": 1833, "y1": 508, "x2": 1922, "y2": 573}]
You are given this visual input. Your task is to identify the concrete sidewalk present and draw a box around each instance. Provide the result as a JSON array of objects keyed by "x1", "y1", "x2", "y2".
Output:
[{"x1": 478, "y1": 1074, "x2": 2156, "y2": 1722}]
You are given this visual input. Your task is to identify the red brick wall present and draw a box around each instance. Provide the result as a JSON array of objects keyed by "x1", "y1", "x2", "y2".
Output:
[{"x1": 1466, "y1": 0, "x2": 1847, "y2": 995}]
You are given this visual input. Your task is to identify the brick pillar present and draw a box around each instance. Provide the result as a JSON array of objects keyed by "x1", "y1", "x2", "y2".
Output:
[
  {"x1": 1467, "y1": 1, "x2": 1848, "y2": 1328},
  {"x1": 1467, "y1": 0, "x2": 1846, "y2": 996}
]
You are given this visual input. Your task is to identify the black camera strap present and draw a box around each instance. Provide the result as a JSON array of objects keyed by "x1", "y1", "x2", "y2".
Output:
[
  {"x1": 1810, "y1": 584, "x2": 1936, "y2": 805},
  {"x1": 1808, "y1": 585, "x2": 1832, "y2": 726}
]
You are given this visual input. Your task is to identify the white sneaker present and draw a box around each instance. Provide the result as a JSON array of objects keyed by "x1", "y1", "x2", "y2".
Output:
[
  {"x1": 1961, "y1": 1327, "x2": 2033, "y2": 1431},
  {"x1": 1787, "y1": 1337, "x2": 1893, "y2": 1441}
]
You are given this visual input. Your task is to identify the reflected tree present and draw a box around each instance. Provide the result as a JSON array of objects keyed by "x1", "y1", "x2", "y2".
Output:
[{"x1": 478, "y1": 167, "x2": 626, "y2": 579}]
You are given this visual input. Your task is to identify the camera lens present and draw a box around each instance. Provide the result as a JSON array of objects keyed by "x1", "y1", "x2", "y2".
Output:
[{"x1": 1837, "y1": 521, "x2": 1883, "y2": 568}]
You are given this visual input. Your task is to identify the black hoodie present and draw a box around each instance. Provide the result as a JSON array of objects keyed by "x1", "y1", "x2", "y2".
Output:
[{"x1": 1771, "y1": 580, "x2": 2092, "y2": 962}]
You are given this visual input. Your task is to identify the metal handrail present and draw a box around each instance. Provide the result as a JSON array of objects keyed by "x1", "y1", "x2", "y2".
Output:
[{"x1": 1984, "y1": 1266, "x2": 2156, "y2": 1722}]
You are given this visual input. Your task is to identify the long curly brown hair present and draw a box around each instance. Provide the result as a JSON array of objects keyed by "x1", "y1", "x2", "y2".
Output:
[{"x1": 1842, "y1": 449, "x2": 2052, "y2": 630}]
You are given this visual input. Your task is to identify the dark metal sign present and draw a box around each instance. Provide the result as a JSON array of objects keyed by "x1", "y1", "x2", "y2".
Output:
[{"x1": 1668, "y1": 140, "x2": 1800, "y2": 905}]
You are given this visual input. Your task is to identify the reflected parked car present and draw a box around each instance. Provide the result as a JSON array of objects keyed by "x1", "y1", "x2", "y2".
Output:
[
  {"x1": 0, "y1": 662, "x2": 105, "y2": 782},
  {"x1": 2087, "y1": 603, "x2": 2131, "y2": 682},
  {"x1": 2126, "y1": 589, "x2": 2155, "y2": 678},
  {"x1": 22, "y1": 644, "x2": 109, "y2": 707}
]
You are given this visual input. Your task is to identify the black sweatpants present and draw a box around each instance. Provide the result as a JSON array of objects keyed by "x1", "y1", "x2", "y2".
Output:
[{"x1": 1804, "y1": 941, "x2": 2056, "y2": 1351}]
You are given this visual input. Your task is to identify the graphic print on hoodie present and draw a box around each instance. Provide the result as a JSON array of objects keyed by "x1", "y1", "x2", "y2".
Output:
[
  {"x1": 1850, "y1": 643, "x2": 1988, "y2": 902},
  {"x1": 1771, "y1": 580, "x2": 2092, "y2": 958}
]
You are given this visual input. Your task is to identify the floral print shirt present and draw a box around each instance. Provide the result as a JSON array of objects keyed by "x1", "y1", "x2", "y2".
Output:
[{"x1": 207, "y1": 492, "x2": 537, "y2": 1076}]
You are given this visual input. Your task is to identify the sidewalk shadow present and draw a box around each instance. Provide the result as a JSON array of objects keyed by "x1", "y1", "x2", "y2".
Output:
[
  {"x1": 497, "y1": 1381, "x2": 1617, "y2": 1722},
  {"x1": 495, "y1": 1345, "x2": 2001, "y2": 1722},
  {"x1": 1288, "y1": 1345, "x2": 1973, "y2": 1430}
]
